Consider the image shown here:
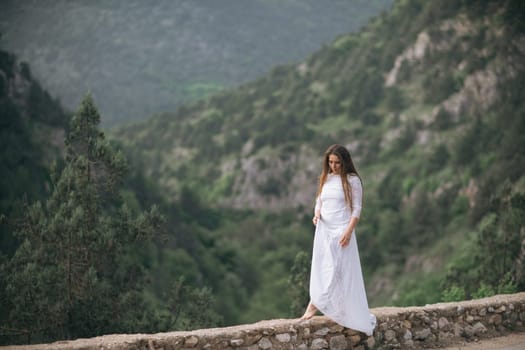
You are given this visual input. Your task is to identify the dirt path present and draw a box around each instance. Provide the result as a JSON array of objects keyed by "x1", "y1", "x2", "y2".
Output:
[{"x1": 433, "y1": 332, "x2": 525, "y2": 350}]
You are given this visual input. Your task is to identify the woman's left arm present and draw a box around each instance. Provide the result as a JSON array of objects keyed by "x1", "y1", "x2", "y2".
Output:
[{"x1": 339, "y1": 176, "x2": 362, "y2": 247}]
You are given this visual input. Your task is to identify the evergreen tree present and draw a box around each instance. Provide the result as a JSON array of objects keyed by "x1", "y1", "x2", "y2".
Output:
[
  {"x1": 288, "y1": 251, "x2": 310, "y2": 316},
  {"x1": 0, "y1": 95, "x2": 163, "y2": 344},
  {"x1": 167, "y1": 276, "x2": 223, "y2": 330}
]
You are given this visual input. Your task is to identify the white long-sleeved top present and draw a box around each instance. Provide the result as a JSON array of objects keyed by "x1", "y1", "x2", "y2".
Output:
[
  {"x1": 315, "y1": 174, "x2": 362, "y2": 220},
  {"x1": 308, "y1": 173, "x2": 376, "y2": 336}
]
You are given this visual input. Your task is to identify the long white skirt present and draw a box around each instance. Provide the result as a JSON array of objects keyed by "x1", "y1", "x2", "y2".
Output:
[{"x1": 309, "y1": 219, "x2": 376, "y2": 336}]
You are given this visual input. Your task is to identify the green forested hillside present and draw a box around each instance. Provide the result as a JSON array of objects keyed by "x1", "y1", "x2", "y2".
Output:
[
  {"x1": 115, "y1": 0, "x2": 525, "y2": 314},
  {"x1": 0, "y1": 0, "x2": 393, "y2": 125},
  {"x1": 0, "y1": 57, "x2": 265, "y2": 343},
  {"x1": 0, "y1": 54, "x2": 309, "y2": 343}
]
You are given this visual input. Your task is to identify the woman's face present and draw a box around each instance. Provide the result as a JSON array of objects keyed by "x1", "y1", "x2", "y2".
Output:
[{"x1": 328, "y1": 154, "x2": 341, "y2": 174}]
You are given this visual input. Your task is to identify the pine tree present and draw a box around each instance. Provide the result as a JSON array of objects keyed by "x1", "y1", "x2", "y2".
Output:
[
  {"x1": 0, "y1": 94, "x2": 163, "y2": 344},
  {"x1": 288, "y1": 251, "x2": 310, "y2": 316}
]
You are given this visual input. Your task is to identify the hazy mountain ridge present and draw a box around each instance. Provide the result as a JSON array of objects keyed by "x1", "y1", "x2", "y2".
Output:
[{"x1": 0, "y1": 0, "x2": 393, "y2": 126}]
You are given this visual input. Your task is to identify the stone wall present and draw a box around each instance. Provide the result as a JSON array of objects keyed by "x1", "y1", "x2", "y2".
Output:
[{"x1": 3, "y1": 293, "x2": 525, "y2": 350}]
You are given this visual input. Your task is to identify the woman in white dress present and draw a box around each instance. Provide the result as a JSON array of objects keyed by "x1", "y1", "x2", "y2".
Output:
[{"x1": 300, "y1": 144, "x2": 376, "y2": 336}]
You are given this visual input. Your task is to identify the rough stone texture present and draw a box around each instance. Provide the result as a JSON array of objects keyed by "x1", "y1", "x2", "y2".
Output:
[
  {"x1": 2, "y1": 293, "x2": 525, "y2": 350},
  {"x1": 275, "y1": 333, "x2": 290, "y2": 343},
  {"x1": 257, "y1": 337, "x2": 272, "y2": 349},
  {"x1": 310, "y1": 338, "x2": 328, "y2": 350},
  {"x1": 328, "y1": 335, "x2": 346, "y2": 350}
]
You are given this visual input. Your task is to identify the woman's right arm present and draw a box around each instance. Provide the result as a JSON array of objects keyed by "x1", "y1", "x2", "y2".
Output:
[{"x1": 313, "y1": 196, "x2": 321, "y2": 225}]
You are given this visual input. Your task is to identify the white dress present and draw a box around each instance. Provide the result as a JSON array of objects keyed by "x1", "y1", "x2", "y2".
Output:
[{"x1": 309, "y1": 174, "x2": 376, "y2": 336}]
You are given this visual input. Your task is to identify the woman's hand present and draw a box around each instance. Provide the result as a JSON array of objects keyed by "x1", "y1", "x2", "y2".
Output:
[
  {"x1": 339, "y1": 232, "x2": 352, "y2": 247},
  {"x1": 312, "y1": 215, "x2": 320, "y2": 226},
  {"x1": 339, "y1": 217, "x2": 358, "y2": 247}
]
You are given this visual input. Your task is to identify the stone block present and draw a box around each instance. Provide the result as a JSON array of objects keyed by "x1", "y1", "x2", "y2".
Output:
[
  {"x1": 438, "y1": 317, "x2": 450, "y2": 330},
  {"x1": 495, "y1": 306, "x2": 506, "y2": 313},
  {"x1": 349, "y1": 334, "x2": 361, "y2": 345},
  {"x1": 303, "y1": 327, "x2": 311, "y2": 338},
  {"x1": 310, "y1": 338, "x2": 328, "y2": 350},
  {"x1": 314, "y1": 327, "x2": 330, "y2": 336},
  {"x1": 438, "y1": 331, "x2": 453, "y2": 339},
  {"x1": 328, "y1": 335, "x2": 347, "y2": 350},
  {"x1": 345, "y1": 329, "x2": 360, "y2": 336},
  {"x1": 184, "y1": 336, "x2": 199, "y2": 348},
  {"x1": 414, "y1": 328, "x2": 431, "y2": 340},
  {"x1": 473, "y1": 322, "x2": 487, "y2": 335},
  {"x1": 454, "y1": 324, "x2": 463, "y2": 337},
  {"x1": 329, "y1": 324, "x2": 344, "y2": 333},
  {"x1": 489, "y1": 314, "x2": 502, "y2": 325},
  {"x1": 440, "y1": 306, "x2": 457, "y2": 317},
  {"x1": 404, "y1": 340, "x2": 414, "y2": 348},
  {"x1": 231, "y1": 338, "x2": 244, "y2": 347},
  {"x1": 242, "y1": 345, "x2": 259, "y2": 350},
  {"x1": 463, "y1": 325, "x2": 475, "y2": 338},
  {"x1": 218, "y1": 339, "x2": 230, "y2": 348},
  {"x1": 262, "y1": 327, "x2": 276, "y2": 336},
  {"x1": 245, "y1": 334, "x2": 263, "y2": 345},
  {"x1": 384, "y1": 330, "x2": 396, "y2": 341},
  {"x1": 257, "y1": 337, "x2": 272, "y2": 350},
  {"x1": 275, "y1": 333, "x2": 291, "y2": 343}
]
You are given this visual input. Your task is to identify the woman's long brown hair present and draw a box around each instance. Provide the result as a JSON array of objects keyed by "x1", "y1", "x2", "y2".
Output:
[{"x1": 316, "y1": 144, "x2": 360, "y2": 208}]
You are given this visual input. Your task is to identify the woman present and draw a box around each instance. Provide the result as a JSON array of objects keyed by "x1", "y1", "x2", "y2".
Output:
[{"x1": 300, "y1": 144, "x2": 376, "y2": 336}]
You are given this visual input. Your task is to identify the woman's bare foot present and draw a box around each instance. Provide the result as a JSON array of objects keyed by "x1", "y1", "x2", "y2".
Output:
[{"x1": 300, "y1": 302, "x2": 318, "y2": 320}]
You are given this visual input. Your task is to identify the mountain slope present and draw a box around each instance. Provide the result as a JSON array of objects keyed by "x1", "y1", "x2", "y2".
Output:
[
  {"x1": 116, "y1": 0, "x2": 525, "y2": 211},
  {"x1": 0, "y1": 0, "x2": 393, "y2": 126},
  {"x1": 115, "y1": 0, "x2": 525, "y2": 309},
  {"x1": 0, "y1": 49, "x2": 70, "y2": 256}
]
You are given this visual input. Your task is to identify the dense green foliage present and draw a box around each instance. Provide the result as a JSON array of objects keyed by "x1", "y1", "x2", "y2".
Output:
[
  {"x1": 1, "y1": 96, "x2": 161, "y2": 343},
  {"x1": 115, "y1": 0, "x2": 525, "y2": 314},
  {"x1": 0, "y1": 0, "x2": 393, "y2": 125},
  {"x1": 0, "y1": 55, "x2": 266, "y2": 343}
]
